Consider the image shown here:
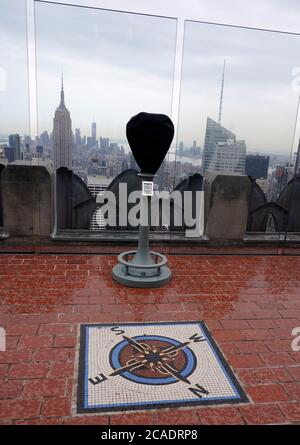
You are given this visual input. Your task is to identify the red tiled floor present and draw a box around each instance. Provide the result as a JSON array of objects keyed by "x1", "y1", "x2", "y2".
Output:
[
  {"x1": 0, "y1": 254, "x2": 300, "y2": 424},
  {"x1": 196, "y1": 406, "x2": 244, "y2": 425}
]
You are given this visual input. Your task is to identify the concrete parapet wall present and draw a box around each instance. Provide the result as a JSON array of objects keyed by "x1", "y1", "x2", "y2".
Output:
[
  {"x1": 204, "y1": 172, "x2": 251, "y2": 240},
  {"x1": 1, "y1": 164, "x2": 52, "y2": 237},
  {"x1": 0, "y1": 165, "x2": 253, "y2": 242}
]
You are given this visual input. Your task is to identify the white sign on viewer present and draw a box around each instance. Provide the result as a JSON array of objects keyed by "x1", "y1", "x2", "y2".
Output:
[{"x1": 0, "y1": 327, "x2": 6, "y2": 352}]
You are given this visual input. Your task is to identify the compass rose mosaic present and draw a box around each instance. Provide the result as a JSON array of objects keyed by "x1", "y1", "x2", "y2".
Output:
[{"x1": 77, "y1": 321, "x2": 248, "y2": 413}]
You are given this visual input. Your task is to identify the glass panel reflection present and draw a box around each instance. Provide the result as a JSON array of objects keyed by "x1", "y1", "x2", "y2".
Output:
[
  {"x1": 0, "y1": 0, "x2": 29, "y2": 159},
  {"x1": 176, "y1": 20, "x2": 300, "y2": 241},
  {"x1": 0, "y1": 0, "x2": 35, "y2": 239},
  {"x1": 34, "y1": 1, "x2": 177, "y2": 233}
]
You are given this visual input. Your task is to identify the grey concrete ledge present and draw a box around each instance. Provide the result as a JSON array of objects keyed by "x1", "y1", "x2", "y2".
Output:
[
  {"x1": 244, "y1": 232, "x2": 300, "y2": 243},
  {"x1": 51, "y1": 229, "x2": 210, "y2": 243}
]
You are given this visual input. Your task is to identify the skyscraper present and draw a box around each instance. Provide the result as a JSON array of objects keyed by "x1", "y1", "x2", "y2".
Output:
[
  {"x1": 75, "y1": 128, "x2": 81, "y2": 146},
  {"x1": 201, "y1": 117, "x2": 246, "y2": 175},
  {"x1": 4, "y1": 146, "x2": 15, "y2": 162},
  {"x1": 245, "y1": 154, "x2": 269, "y2": 179},
  {"x1": 53, "y1": 75, "x2": 73, "y2": 170},
  {"x1": 8, "y1": 133, "x2": 21, "y2": 161},
  {"x1": 91, "y1": 121, "x2": 96, "y2": 145},
  {"x1": 100, "y1": 137, "x2": 109, "y2": 153},
  {"x1": 294, "y1": 139, "x2": 300, "y2": 176}
]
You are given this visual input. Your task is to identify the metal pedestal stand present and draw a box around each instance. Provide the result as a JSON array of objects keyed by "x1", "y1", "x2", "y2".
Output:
[{"x1": 112, "y1": 173, "x2": 171, "y2": 288}]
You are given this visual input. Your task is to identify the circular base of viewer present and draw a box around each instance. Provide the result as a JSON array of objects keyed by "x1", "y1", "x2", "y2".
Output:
[{"x1": 112, "y1": 264, "x2": 171, "y2": 288}]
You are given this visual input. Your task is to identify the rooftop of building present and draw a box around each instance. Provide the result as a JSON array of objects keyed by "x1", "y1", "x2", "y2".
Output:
[{"x1": 87, "y1": 175, "x2": 113, "y2": 186}]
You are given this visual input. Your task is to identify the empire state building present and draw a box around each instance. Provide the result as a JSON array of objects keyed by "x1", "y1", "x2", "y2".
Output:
[{"x1": 53, "y1": 76, "x2": 73, "y2": 170}]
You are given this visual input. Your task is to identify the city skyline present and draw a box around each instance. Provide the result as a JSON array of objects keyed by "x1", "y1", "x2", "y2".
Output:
[
  {"x1": 0, "y1": 72, "x2": 296, "y2": 160},
  {"x1": 0, "y1": 71, "x2": 297, "y2": 157},
  {"x1": 1, "y1": 73, "x2": 297, "y2": 205}
]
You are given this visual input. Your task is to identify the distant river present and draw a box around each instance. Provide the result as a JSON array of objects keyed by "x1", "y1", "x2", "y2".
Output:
[{"x1": 177, "y1": 155, "x2": 202, "y2": 167}]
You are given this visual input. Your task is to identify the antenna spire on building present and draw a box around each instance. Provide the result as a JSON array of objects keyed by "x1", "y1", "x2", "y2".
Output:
[
  {"x1": 60, "y1": 72, "x2": 65, "y2": 107},
  {"x1": 218, "y1": 59, "x2": 226, "y2": 125}
]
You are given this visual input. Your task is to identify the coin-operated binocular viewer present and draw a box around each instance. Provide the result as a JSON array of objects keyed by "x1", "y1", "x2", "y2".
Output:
[{"x1": 112, "y1": 112, "x2": 174, "y2": 288}]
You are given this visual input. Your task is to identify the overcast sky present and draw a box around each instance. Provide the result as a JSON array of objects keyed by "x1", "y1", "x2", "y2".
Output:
[
  {"x1": 1, "y1": 0, "x2": 300, "y2": 156},
  {"x1": 34, "y1": 2, "x2": 177, "y2": 143},
  {"x1": 179, "y1": 21, "x2": 300, "y2": 153},
  {"x1": 0, "y1": 0, "x2": 29, "y2": 138}
]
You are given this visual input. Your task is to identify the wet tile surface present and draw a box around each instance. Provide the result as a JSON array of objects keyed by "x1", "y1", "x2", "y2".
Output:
[{"x1": 0, "y1": 253, "x2": 300, "y2": 424}]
